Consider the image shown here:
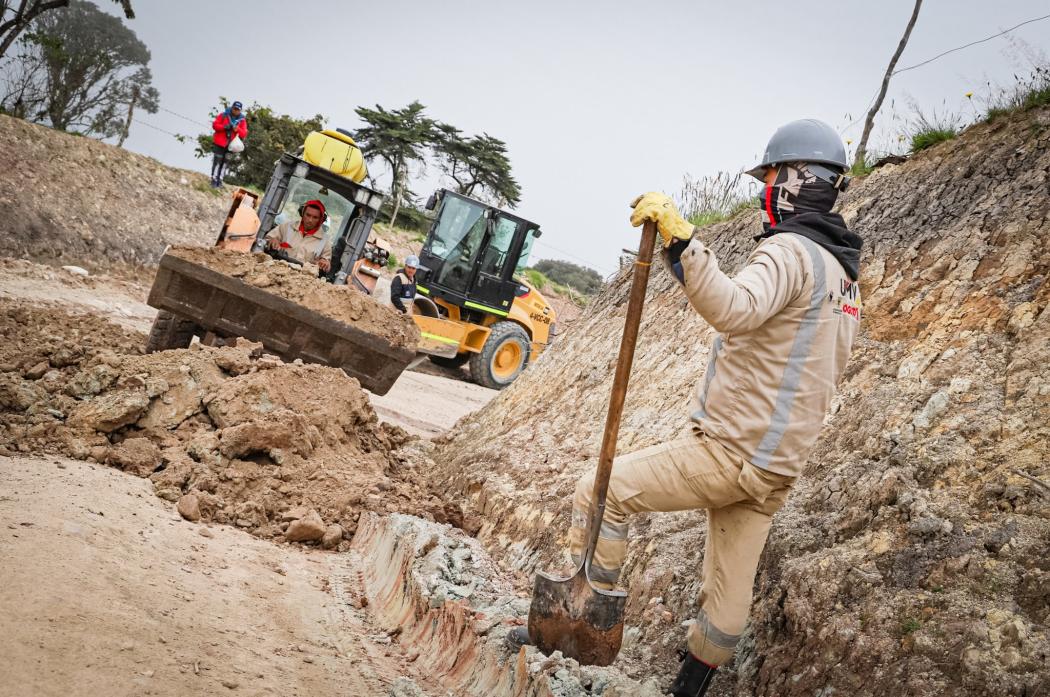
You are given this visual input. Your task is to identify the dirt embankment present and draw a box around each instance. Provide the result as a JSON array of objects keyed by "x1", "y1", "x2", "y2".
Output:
[
  {"x1": 0, "y1": 299, "x2": 456, "y2": 549},
  {"x1": 0, "y1": 114, "x2": 228, "y2": 276},
  {"x1": 433, "y1": 106, "x2": 1050, "y2": 696}
]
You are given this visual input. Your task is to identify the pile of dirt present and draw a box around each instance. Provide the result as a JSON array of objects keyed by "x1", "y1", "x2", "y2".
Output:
[
  {"x1": 432, "y1": 106, "x2": 1050, "y2": 695},
  {"x1": 0, "y1": 114, "x2": 227, "y2": 277},
  {"x1": 0, "y1": 298, "x2": 449, "y2": 548},
  {"x1": 166, "y1": 246, "x2": 421, "y2": 350}
]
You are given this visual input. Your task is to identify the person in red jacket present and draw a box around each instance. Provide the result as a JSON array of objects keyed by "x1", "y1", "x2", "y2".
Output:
[{"x1": 210, "y1": 100, "x2": 247, "y2": 187}]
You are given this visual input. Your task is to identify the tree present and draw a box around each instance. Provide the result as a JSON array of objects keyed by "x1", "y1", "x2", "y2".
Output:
[
  {"x1": 195, "y1": 100, "x2": 325, "y2": 190},
  {"x1": 853, "y1": 0, "x2": 922, "y2": 170},
  {"x1": 353, "y1": 100, "x2": 434, "y2": 228},
  {"x1": 0, "y1": 0, "x2": 133, "y2": 60},
  {"x1": 1, "y1": 0, "x2": 158, "y2": 138},
  {"x1": 433, "y1": 125, "x2": 521, "y2": 207}
]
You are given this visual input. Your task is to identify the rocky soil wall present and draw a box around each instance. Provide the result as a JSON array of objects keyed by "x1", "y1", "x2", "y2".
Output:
[{"x1": 434, "y1": 107, "x2": 1050, "y2": 695}]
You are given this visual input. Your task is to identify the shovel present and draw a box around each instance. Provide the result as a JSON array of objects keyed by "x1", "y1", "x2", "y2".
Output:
[{"x1": 526, "y1": 220, "x2": 658, "y2": 666}]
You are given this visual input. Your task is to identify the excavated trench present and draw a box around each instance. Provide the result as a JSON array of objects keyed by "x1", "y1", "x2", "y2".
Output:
[
  {"x1": 347, "y1": 513, "x2": 662, "y2": 696},
  {"x1": 0, "y1": 296, "x2": 658, "y2": 694}
]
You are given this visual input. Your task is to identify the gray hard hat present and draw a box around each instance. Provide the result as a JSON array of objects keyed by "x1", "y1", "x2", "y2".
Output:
[
  {"x1": 746, "y1": 119, "x2": 848, "y2": 182},
  {"x1": 405, "y1": 254, "x2": 419, "y2": 268}
]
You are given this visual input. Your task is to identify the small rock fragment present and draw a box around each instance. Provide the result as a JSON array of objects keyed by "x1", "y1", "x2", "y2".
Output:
[
  {"x1": 23, "y1": 361, "x2": 49, "y2": 380},
  {"x1": 177, "y1": 494, "x2": 201, "y2": 522}
]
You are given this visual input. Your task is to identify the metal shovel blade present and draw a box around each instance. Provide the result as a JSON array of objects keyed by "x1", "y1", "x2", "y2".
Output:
[{"x1": 527, "y1": 563, "x2": 628, "y2": 666}]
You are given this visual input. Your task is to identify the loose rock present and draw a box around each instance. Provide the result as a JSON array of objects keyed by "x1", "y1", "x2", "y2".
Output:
[
  {"x1": 321, "y1": 524, "x2": 344, "y2": 550},
  {"x1": 285, "y1": 510, "x2": 325, "y2": 543},
  {"x1": 177, "y1": 494, "x2": 201, "y2": 522}
]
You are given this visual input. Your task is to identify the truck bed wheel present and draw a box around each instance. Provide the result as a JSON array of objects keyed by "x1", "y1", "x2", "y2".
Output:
[
  {"x1": 145, "y1": 310, "x2": 199, "y2": 353},
  {"x1": 469, "y1": 321, "x2": 529, "y2": 390}
]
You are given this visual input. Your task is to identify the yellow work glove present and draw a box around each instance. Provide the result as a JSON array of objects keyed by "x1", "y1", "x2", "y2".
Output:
[{"x1": 629, "y1": 192, "x2": 694, "y2": 248}]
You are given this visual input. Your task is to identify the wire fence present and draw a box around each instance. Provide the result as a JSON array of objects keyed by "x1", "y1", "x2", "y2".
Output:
[
  {"x1": 126, "y1": 11, "x2": 1050, "y2": 277},
  {"x1": 838, "y1": 11, "x2": 1050, "y2": 136}
]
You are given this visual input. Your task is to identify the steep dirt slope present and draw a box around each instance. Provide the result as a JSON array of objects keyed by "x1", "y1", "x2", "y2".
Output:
[
  {"x1": 434, "y1": 106, "x2": 1050, "y2": 695},
  {"x1": 0, "y1": 115, "x2": 226, "y2": 275}
]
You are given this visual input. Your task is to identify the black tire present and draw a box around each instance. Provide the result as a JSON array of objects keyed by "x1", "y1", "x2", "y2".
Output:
[
  {"x1": 145, "y1": 310, "x2": 199, "y2": 353},
  {"x1": 428, "y1": 353, "x2": 470, "y2": 369},
  {"x1": 469, "y1": 321, "x2": 530, "y2": 390}
]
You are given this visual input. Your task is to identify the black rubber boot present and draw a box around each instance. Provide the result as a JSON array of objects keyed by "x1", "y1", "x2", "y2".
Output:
[
  {"x1": 669, "y1": 654, "x2": 717, "y2": 697},
  {"x1": 505, "y1": 626, "x2": 532, "y2": 652}
]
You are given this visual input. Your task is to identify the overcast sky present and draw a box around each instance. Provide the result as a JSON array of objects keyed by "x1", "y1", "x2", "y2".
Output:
[{"x1": 115, "y1": 0, "x2": 1050, "y2": 276}]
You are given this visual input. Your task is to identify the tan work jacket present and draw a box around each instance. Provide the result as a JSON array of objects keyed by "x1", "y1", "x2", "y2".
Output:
[
  {"x1": 264, "y1": 221, "x2": 332, "y2": 266},
  {"x1": 681, "y1": 233, "x2": 861, "y2": 477}
]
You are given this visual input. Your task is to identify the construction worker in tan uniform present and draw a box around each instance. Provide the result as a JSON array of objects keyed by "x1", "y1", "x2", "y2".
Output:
[
  {"x1": 508, "y1": 119, "x2": 864, "y2": 697},
  {"x1": 264, "y1": 199, "x2": 332, "y2": 272}
]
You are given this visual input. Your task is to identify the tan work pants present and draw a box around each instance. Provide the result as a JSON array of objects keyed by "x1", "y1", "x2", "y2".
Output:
[{"x1": 568, "y1": 432, "x2": 794, "y2": 666}]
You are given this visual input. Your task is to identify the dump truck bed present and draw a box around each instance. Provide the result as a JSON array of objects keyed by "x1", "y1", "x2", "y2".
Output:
[{"x1": 147, "y1": 252, "x2": 415, "y2": 395}]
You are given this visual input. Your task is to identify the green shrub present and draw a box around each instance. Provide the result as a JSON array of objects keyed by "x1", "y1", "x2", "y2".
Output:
[
  {"x1": 900, "y1": 618, "x2": 921, "y2": 635},
  {"x1": 380, "y1": 202, "x2": 430, "y2": 232},
  {"x1": 677, "y1": 172, "x2": 754, "y2": 230},
  {"x1": 531, "y1": 259, "x2": 603, "y2": 295},
  {"x1": 523, "y1": 268, "x2": 549, "y2": 289},
  {"x1": 687, "y1": 199, "x2": 752, "y2": 228},
  {"x1": 984, "y1": 66, "x2": 1050, "y2": 121},
  {"x1": 387, "y1": 253, "x2": 398, "y2": 271},
  {"x1": 910, "y1": 127, "x2": 957, "y2": 152},
  {"x1": 905, "y1": 105, "x2": 961, "y2": 153},
  {"x1": 849, "y1": 153, "x2": 879, "y2": 177}
]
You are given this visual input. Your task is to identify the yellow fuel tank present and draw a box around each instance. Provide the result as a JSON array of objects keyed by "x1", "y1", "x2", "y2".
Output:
[{"x1": 303, "y1": 129, "x2": 367, "y2": 183}]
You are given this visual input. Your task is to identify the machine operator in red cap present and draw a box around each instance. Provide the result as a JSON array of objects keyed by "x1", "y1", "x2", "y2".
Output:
[{"x1": 264, "y1": 200, "x2": 332, "y2": 273}]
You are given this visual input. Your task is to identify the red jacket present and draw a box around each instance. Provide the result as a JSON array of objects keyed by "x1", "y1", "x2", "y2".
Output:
[{"x1": 212, "y1": 112, "x2": 247, "y2": 148}]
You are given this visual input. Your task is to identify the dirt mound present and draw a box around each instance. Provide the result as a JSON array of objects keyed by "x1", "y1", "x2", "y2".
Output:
[
  {"x1": 0, "y1": 115, "x2": 227, "y2": 277},
  {"x1": 433, "y1": 106, "x2": 1050, "y2": 695},
  {"x1": 0, "y1": 299, "x2": 145, "y2": 374},
  {"x1": 167, "y1": 246, "x2": 421, "y2": 350},
  {"x1": 0, "y1": 299, "x2": 447, "y2": 546}
]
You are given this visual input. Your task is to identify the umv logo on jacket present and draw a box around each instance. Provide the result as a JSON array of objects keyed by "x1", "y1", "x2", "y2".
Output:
[{"x1": 835, "y1": 280, "x2": 861, "y2": 321}]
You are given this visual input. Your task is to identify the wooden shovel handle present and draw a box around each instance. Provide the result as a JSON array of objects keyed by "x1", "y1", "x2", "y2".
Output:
[{"x1": 582, "y1": 221, "x2": 658, "y2": 567}]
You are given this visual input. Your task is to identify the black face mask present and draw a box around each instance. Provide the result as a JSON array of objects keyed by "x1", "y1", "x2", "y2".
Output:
[{"x1": 759, "y1": 163, "x2": 840, "y2": 234}]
